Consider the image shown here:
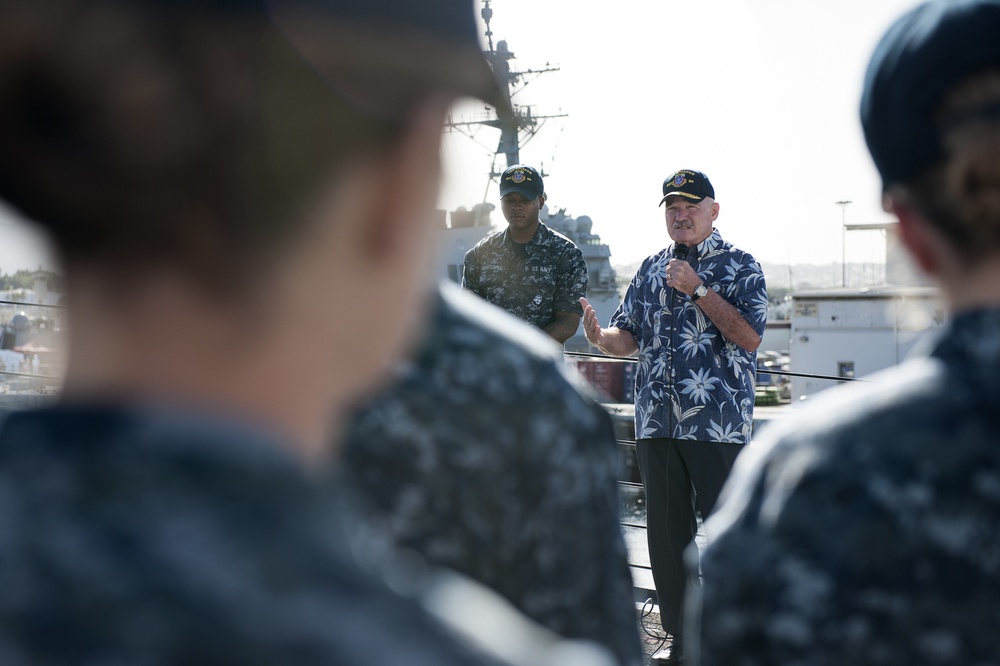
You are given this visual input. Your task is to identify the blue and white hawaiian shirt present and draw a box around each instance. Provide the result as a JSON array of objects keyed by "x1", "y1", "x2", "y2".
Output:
[{"x1": 610, "y1": 228, "x2": 767, "y2": 443}]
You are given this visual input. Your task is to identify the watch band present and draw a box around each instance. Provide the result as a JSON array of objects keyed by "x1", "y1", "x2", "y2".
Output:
[{"x1": 692, "y1": 284, "x2": 709, "y2": 301}]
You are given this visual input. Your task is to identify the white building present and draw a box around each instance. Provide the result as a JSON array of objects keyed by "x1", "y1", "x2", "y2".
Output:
[{"x1": 789, "y1": 285, "x2": 943, "y2": 400}]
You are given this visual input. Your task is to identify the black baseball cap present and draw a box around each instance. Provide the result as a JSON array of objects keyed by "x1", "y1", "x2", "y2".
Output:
[
  {"x1": 861, "y1": 0, "x2": 1000, "y2": 190},
  {"x1": 499, "y1": 164, "x2": 544, "y2": 199},
  {"x1": 659, "y1": 169, "x2": 714, "y2": 206}
]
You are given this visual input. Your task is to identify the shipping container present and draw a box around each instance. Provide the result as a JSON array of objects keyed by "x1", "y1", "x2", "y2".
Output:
[{"x1": 573, "y1": 358, "x2": 625, "y2": 403}]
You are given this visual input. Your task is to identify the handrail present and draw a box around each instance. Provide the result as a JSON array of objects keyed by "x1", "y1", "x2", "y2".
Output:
[
  {"x1": 1, "y1": 301, "x2": 64, "y2": 383},
  {"x1": 0, "y1": 299, "x2": 63, "y2": 309},
  {"x1": 563, "y1": 349, "x2": 863, "y2": 384},
  {"x1": 0, "y1": 369, "x2": 61, "y2": 381}
]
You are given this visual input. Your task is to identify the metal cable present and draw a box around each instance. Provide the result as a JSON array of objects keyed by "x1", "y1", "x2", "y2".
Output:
[{"x1": 564, "y1": 349, "x2": 867, "y2": 383}]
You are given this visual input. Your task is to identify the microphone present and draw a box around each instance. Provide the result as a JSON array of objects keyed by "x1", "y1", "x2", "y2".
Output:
[
  {"x1": 668, "y1": 242, "x2": 690, "y2": 363},
  {"x1": 669, "y1": 243, "x2": 689, "y2": 308},
  {"x1": 670, "y1": 243, "x2": 691, "y2": 294}
]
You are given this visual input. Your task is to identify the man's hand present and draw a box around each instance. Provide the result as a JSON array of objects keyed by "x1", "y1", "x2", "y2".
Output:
[
  {"x1": 579, "y1": 297, "x2": 638, "y2": 357},
  {"x1": 665, "y1": 258, "x2": 703, "y2": 296},
  {"x1": 580, "y1": 297, "x2": 604, "y2": 347}
]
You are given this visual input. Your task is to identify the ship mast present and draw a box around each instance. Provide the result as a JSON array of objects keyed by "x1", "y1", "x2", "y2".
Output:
[{"x1": 450, "y1": 0, "x2": 566, "y2": 173}]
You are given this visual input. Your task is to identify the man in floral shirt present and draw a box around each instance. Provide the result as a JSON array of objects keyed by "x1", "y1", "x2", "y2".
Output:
[
  {"x1": 581, "y1": 169, "x2": 767, "y2": 664},
  {"x1": 463, "y1": 164, "x2": 588, "y2": 344}
]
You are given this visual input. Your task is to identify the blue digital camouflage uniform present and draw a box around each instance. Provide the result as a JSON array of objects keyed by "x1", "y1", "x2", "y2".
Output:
[
  {"x1": 0, "y1": 404, "x2": 522, "y2": 666},
  {"x1": 339, "y1": 282, "x2": 643, "y2": 666},
  {"x1": 610, "y1": 229, "x2": 768, "y2": 442},
  {"x1": 691, "y1": 307, "x2": 1000, "y2": 666},
  {"x1": 462, "y1": 223, "x2": 588, "y2": 330}
]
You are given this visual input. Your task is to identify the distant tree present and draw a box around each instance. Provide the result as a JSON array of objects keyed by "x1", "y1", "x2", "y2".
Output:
[
  {"x1": 768, "y1": 286, "x2": 790, "y2": 305},
  {"x1": 0, "y1": 270, "x2": 63, "y2": 294}
]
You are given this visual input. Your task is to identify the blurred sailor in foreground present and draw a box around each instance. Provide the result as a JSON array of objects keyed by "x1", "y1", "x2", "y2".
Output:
[
  {"x1": 691, "y1": 1, "x2": 1000, "y2": 664},
  {"x1": 0, "y1": 1, "x2": 615, "y2": 664},
  {"x1": 342, "y1": 281, "x2": 644, "y2": 665}
]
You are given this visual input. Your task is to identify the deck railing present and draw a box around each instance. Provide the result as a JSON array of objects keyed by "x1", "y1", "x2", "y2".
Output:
[{"x1": 0, "y1": 299, "x2": 64, "y2": 393}]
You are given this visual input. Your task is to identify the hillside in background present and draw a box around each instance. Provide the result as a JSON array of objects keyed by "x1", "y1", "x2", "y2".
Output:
[{"x1": 614, "y1": 261, "x2": 884, "y2": 292}]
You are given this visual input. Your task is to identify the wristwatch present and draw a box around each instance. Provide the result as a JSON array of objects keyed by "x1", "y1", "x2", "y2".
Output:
[{"x1": 692, "y1": 284, "x2": 709, "y2": 301}]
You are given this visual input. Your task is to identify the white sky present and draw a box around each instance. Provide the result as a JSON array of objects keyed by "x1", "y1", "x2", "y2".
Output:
[
  {"x1": 0, "y1": 202, "x2": 54, "y2": 275},
  {"x1": 439, "y1": 0, "x2": 925, "y2": 267},
  {"x1": 0, "y1": 0, "x2": 923, "y2": 273}
]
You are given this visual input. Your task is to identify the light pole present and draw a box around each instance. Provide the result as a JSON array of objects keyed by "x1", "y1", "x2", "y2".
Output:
[{"x1": 836, "y1": 200, "x2": 852, "y2": 287}]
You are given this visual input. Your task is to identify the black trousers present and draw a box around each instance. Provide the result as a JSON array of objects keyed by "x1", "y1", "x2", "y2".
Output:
[{"x1": 636, "y1": 437, "x2": 744, "y2": 641}]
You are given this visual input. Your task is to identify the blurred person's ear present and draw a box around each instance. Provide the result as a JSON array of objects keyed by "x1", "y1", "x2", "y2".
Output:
[
  {"x1": 360, "y1": 99, "x2": 449, "y2": 266},
  {"x1": 255, "y1": 99, "x2": 450, "y2": 456},
  {"x1": 887, "y1": 194, "x2": 941, "y2": 277}
]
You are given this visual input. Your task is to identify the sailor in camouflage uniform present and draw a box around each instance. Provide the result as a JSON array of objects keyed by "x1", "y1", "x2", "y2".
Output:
[
  {"x1": 340, "y1": 281, "x2": 643, "y2": 666},
  {"x1": 582, "y1": 170, "x2": 767, "y2": 664},
  {"x1": 463, "y1": 164, "x2": 588, "y2": 344},
  {"x1": 690, "y1": 2, "x2": 1000, "y2": 665},
  {"x1": 0, "y1": 1, "x2": 618, "y2": 664}
]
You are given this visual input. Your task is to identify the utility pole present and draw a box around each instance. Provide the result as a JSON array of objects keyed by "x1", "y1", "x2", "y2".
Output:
[{"x1": 836, "y1": 200, "x2": 852, "y2": 287}]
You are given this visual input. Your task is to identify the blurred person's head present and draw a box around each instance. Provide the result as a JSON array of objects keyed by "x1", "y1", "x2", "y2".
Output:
[
  {"x1": 0, "y1": 0, "x2": 501, "y2": 457},
  {"x1": 11, "y1": 313, "x2": 30, "y2": 333},
  {"x1": 862, "y1": 0, "x2": 1000, "y2": 312}
]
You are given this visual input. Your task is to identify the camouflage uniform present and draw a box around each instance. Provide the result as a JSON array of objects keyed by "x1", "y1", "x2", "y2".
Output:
[
  {"x1": 339, "y1": 282, "x2": 643, "y2": 666},
  {"x1": 0, "y1": 404, "x2": 512, "y2": 666},
  {"x1": 691, "y1": 308, "x2": 1000, "y2": 666},
  {"x1": 462, "y1": 223, "x2": 588, "y2": 330}
]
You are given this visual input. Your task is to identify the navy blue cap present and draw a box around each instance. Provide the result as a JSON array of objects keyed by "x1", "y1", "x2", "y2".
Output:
[
  {"x1": 124, "y1": 0, "x2": 507, "y2": 116},
  {"x1": 861, "y1": 0, "x2": 1000, "y2": 190},
  {"x1": 273, "y1": 0, "x2": 481, "y2": 49},
  {"x1": 142, "y1": 0, "x2": 483, "y2": 48},
  {"x1": 499, "y1": 164, "x2": 544, "y2": 199},
  {"x1": 197, "y1": 0, "x2": 508, "y2": 117},
  {"x1": 659, "y1": 169, "x2": 714, "y2": 206}
]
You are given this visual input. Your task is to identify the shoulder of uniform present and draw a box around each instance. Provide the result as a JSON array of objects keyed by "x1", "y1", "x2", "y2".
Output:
[
  {"x1": 439, "y1": 282, "x2": 561, "y2": 364},
  {"x1": 468, "y1": 229, "x2": 506, "y2": 253},
  {"x1": 538, "y1": 224, "x2": 582, "y2": 250}
]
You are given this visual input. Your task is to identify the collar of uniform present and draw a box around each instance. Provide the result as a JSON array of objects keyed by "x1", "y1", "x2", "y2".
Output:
[{"x1": 501, "y1": 222, "x2": 549, "y2": 252}]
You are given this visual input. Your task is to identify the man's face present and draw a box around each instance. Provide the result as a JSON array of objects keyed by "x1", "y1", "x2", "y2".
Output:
[
  {"x1": 500, "y1": 192, "x2": 543, "y2": 233},
  {"x1": 663, "y1": 196, "x2": 719, "y2": 247}
]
